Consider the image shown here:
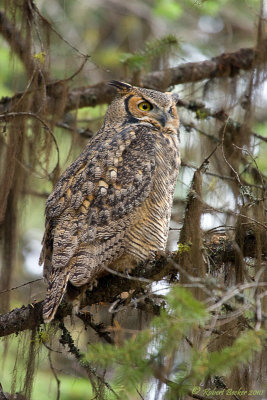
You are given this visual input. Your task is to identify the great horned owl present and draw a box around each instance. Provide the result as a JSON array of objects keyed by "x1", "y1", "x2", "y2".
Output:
[{"x1": 39, "y1": 81, "x2": 180, "y2": 323}]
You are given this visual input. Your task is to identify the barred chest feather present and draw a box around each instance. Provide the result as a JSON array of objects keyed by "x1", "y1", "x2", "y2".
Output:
[{"x1": 124, "y1": 130, "x2": 180, "y2": 261}]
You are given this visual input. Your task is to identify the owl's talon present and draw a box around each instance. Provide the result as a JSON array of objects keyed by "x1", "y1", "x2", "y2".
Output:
[
  {"x1": 71, "y1": 298, "x2": 81, "y2": 320},
  {"x1": 88, "y1": 278, "x2": 98, "y2": 290},
  {"x1": 155, "y1": 250, "x2": 165, "y2": 259},
  {"x1": 125, "y1": 268, "x2": 131, "y2": 278}
]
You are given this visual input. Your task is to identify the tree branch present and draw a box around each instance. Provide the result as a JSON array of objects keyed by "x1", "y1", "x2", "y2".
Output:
[
  {"x1": 0, "y1": 255, "x2": 172, "y2": 338},
  {"x1": 65, "y1": 39, "x2": 267, "y2": 109},
  {"x1": 58, "y1": 321, "x2": 117, "y2": 397},
  {"x1": 177, "y1": 98, "x2": 267, "y2": 143},
  {"x1": 141, "y1": 40, "x2": 267, "y2": 90},
  {"x1": 1, "y1": 40, "x2": 267, "y2": 113},
  {"x1": 0, "y1": 230, "x2": 265, "y2": 339}
]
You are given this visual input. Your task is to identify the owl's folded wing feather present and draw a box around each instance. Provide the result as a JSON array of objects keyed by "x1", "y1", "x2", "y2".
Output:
[{"x1": 40, "y1": 124, "x2": 157, "y2": 322}]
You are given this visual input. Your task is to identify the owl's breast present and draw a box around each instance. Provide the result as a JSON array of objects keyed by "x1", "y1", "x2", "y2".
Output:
[{"x1": 124, "y1": 131, "x2": 180, "y2": 261}]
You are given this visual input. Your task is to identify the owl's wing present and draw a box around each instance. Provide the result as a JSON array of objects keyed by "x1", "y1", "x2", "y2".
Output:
[{"x1": 40, "y1": 124, "x2": 156, "y2": 322}]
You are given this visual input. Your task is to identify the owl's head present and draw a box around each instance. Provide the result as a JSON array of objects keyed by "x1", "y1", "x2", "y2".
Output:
[{"x1": 105, "y1": 81, "x2": 179, "y2": 133}]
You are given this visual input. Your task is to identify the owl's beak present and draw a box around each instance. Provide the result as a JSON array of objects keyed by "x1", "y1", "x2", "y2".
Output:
[
  {"x1": 153, "y1": 108, "x2": 179, "y2": 131},
  {"x1": 157, "y1": 111, "x2": 176, "y2": 128},
  {"x1": 157, "y1": 113, "x2": 167, "y2": 127}
]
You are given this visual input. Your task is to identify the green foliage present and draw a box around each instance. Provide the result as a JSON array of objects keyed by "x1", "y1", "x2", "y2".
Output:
[
  {"x1": 33, "y1": 51, "x2": 46, "y2": 64},
  {"x1": 154, "y1": 0, "x2": 183, "y2": 19},
  {"x1": 198, "y1": 330, "x2": 264, "y2": 374},
  {"x1": 165, "y1": 330, "x2": 266, "y2": 399},
  {"x1": 120, "y1": 34, "x2": 180, "y2": 72},
  {"x1": 195, "y1": 0, "x2": 225, "y2": 15},
  {"x1": 177, "y1": 242, "x2": 191, "y2": 253},
  {"x1": 86, "y1": 287, "x2": 208, "y2": 397},
  {"x1": 186, "y1": 0, "x2": 260, "y2": 16},
  {"x1": 195, "y1": 109, "x2": 208, "y2": 120},
  {"x1": 0, "y1": 335, "x2": 94, "y2": 400},
  {"x1": 31, "y1": 326, "x2": 57, "y2": 348},
  {"x1": 86, "y1": 287, "x2": 265, "y2": 398}
]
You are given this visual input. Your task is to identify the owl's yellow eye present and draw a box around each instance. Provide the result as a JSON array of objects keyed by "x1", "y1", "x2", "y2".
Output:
[{"x1": 138, "y1": 101, "x2": 152, "y2": 111}]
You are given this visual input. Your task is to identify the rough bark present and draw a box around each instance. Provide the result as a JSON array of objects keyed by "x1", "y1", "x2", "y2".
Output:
[
  {"x1": 1, "y1": 40, "x2": 267, "y2": 114},
  {"x1": 0, "y1": 232, "x2": 265, "y2": 339}
]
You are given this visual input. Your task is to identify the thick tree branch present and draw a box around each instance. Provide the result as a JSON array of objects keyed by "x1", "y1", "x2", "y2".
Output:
[
  {"x1": 0, "y1": 231, "x2": 265, "y2": 339},
  {"x1": 1, "y1": 40, "x2": 267, "y2": 114},
  {"x1": 63, "y1": 39, "x2": 267, "y2": 110},
  {"x1": 141, "y1": 41, "x2": 267, "y2": 90},
  {"x1": 0, "y1": 255, "x2": 172, "y2": 338}
]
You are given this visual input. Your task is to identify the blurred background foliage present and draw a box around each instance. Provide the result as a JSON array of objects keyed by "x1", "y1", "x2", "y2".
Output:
[{"x1": 0, "y1": 0, "x2": 266, "y2": 399}]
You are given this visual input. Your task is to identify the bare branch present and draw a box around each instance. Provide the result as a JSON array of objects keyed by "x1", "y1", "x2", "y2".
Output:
[
  {"x1": 0, "y1": 278, "x2": 42, "y2": 295},
  {"x1": 48, "y1": 351, "x2": 61, "y2": 400},
  {"x1": 177, "y1": 98, "x2": 266, "y2": 144},
  {"x1": 0, "y1": 230, "x2": 265, "y2": 339},
  {"x1": 141, "y1": 41, "x2": 267, "y2": 90},
  {"x1": 77, "y1": 311, "x2": 114, "y2": 344},
  {"x1": 59, "y1": 322, "x2": 118, "y2": 398},
  {"x1": 1, "y1": 40, "x2": 267, "y2": 113}
]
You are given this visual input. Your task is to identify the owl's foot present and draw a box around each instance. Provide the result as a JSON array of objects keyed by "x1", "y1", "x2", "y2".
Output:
[
  {"x1": 71, "y1": 298, "x2": 81, "y2": 319},
  {"x1": 88, "y1": 278, "x2": 98, "y2": 291},
  {"x1": 154, "y1": 250, "x2": 166, "y2": 259},
  {"x1": 124, "y1": 268, "x2": 131, "y2": 278}
]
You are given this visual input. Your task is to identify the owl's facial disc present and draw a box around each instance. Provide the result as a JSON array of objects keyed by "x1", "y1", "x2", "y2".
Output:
[{"x1": 126, "y1": 95, "x2": 177, "y2": 130}]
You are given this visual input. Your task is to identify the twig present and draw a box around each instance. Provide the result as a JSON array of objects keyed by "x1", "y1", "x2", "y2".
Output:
[
  {"x1": 77, "y1": 311, "x2": 114, "y2": 344},
  {"x1": 207, "y1": 282, "x2": 267, "y2": 312},
  {"x1": 0, "y1": 278, "x2": 42, "y2": 295},
  {"x1": 0, "y1": 383, "x2": 8, "y2": 400},
  {"x1": 177, "y1": 98, "x2": 266, "y2": 144},
  {"x1": 2, "y1": 40, "x2": 267, "y2": 114},
  {"x1": 253, "y1": 132, "x2": 267, "y2": 143},
  {"x1": 181, "y1": 160, "x2": 263, "y2": 188},
  {"x1": 48, "y1": 351, "x2": 61, "y2": 400},
  {"x1": 233, "y1": 143, "x2": 266, "y2": 193},
  {"x1": 103, "y1": 264, "x2": 152, "y2": 284},
  {"x1": 0, "y1": 111, "x2": 59, "y2": 176},
  {"x1": 197, "y1": 143, "x2": 220, "y2": 172},
  {"x1": 64, "y1": 56, "x2": 90, "y2": 82},
  {"x1": 136, "y1": 387, "x2": 145, "y2": 399},
  {"x1": 0, "y1": 235, "x2": 266, "y2": 338},
  {"x1": 59, "y1": 322, "x2": 119, "y2": 398},
  {"x1": 31, "y1": 3, "x2": 88, "y2": 59}
]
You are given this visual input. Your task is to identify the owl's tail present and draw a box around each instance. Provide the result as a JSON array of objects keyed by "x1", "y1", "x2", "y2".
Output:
[{"x1": 42, "y1": 269, "x2": 70, "y2": 323}]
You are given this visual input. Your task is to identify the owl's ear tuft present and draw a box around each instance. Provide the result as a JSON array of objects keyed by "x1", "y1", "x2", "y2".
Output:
[{"x1": 109, "y1": 80, "x2": 132, "y2": 93}]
